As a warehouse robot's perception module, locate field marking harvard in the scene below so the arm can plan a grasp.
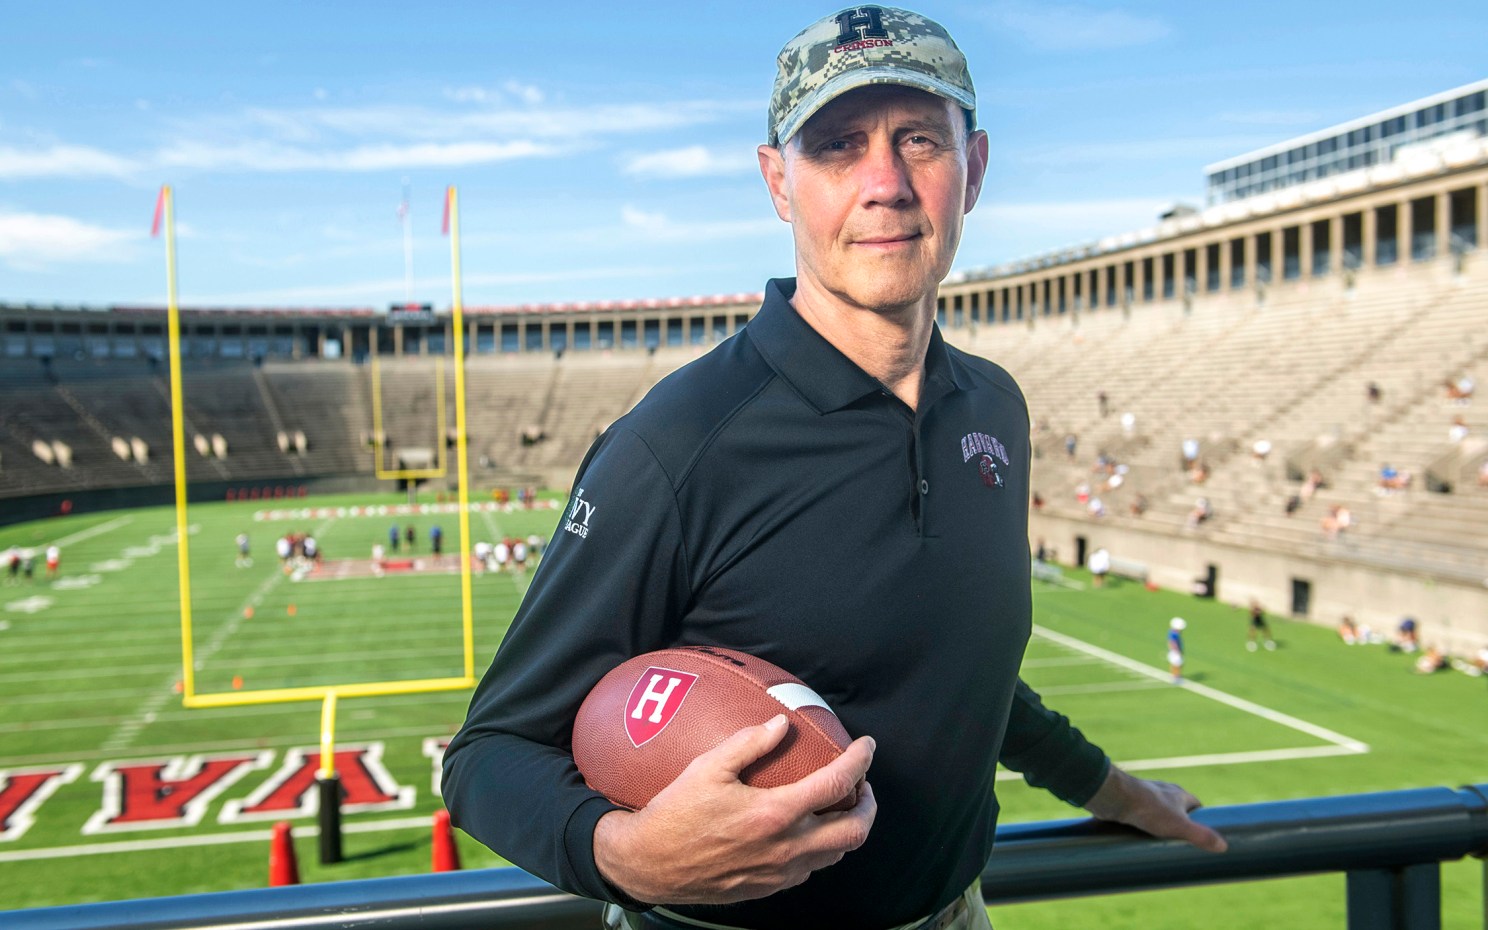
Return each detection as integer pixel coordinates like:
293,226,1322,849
1013,625,1370,778
0,814,439,864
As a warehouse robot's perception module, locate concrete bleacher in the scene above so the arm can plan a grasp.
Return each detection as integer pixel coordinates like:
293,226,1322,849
945,256,1487,616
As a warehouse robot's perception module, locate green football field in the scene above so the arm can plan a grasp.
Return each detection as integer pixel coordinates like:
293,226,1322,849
1,493,1484,927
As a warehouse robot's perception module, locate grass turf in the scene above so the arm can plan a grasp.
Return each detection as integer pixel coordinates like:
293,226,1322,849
1,496,1484,927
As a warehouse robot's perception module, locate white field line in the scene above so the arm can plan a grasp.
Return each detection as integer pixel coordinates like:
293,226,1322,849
996,743,1364,782
1021,656,1110,668
0,814,437,864
1036,679,1170,696
99,518,333,754
1032,625,1370,754
50,516,134,548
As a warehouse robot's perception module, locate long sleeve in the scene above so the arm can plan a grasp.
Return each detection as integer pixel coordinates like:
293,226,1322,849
997,677,1111,808
441,427,690,903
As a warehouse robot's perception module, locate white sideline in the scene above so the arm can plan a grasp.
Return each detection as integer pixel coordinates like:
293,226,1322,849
996,743,1363,782
50,516,134,549
1032,625,1370,754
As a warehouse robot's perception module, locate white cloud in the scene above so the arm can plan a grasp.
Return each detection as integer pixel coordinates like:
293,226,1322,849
0,211,140,270
1009,135,1275,168
502,80,544,105
155,139,557,172
960,197,1172,267
619,205,778,242
621,145,756,179
0,144,139,179
981,3,1171,51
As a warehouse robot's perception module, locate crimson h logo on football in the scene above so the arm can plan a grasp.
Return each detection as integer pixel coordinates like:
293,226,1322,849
624,668,697,747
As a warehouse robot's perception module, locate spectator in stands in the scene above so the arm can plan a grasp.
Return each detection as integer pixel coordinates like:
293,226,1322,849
1394,617,1420,653
1337,616,1359,645
1034,538,1048,564
1031,490,1045,511
1478,459,1488,488
1284,494,1302,516
1087,496,1106,518
1378,464,1411,493
1445,374,1475,405
1064,433,1078,461
1300,468,1327,502
1367,381,1382,404
1181,437,1199,471
1187,460,1210,484
1246,600,1276,652
1186,497,1212,529
1321,504,1353,539
1120,411,1136,435
1167,618,1187,684
1097,390,1109,418
1448,415,1469,444
1129,493,1149,517
1251,439,1272,462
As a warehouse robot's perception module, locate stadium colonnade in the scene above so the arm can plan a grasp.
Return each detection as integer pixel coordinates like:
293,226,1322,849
3,93,1488,657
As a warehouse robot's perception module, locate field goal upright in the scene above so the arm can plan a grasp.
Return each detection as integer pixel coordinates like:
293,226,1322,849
155,184,480,860
369,351,450,484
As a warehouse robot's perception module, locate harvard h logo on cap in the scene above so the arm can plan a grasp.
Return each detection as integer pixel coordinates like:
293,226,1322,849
768,5,977,146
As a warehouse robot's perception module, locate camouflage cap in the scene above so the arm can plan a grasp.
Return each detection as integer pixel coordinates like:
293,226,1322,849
768,6,976,146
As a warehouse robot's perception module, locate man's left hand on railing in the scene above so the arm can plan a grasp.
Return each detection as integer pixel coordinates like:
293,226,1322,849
1083,767,1229,853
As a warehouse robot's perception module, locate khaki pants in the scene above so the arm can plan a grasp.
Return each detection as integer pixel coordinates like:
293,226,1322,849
602,880,993,930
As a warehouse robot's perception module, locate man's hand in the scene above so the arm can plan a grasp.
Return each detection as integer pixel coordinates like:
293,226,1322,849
593,713,877,905
1082,766,1227,853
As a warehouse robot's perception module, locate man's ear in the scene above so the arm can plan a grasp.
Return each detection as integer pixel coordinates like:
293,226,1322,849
963,129,989,214
757,144,792,223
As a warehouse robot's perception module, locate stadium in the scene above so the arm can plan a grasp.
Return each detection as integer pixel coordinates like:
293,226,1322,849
2,41,1486,930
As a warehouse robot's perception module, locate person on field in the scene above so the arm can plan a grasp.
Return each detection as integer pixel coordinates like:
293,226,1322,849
444,9,1225,930
1168,617,1187,683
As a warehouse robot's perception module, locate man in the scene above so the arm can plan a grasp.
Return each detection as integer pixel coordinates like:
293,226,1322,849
443,8,1224,930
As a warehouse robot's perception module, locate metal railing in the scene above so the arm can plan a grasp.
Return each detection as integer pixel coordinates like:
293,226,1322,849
7,783,1486,930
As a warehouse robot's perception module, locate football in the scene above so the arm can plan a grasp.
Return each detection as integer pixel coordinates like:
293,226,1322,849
572,645,858,812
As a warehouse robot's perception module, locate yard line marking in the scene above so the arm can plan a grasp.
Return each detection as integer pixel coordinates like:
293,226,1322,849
101,517,335,754
0,814,437,863
1036,680,1171,696
996,744,1363,782
1032,625,1370,753
1022,656,1109,668
51,516,134,549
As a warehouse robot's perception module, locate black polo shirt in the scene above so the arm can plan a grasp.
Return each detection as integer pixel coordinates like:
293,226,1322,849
444,278,1109,930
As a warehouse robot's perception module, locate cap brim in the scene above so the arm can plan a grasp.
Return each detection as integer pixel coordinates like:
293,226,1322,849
773,66,976,146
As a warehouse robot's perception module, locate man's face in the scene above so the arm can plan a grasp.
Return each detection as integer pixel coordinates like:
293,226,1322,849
758,84,988,316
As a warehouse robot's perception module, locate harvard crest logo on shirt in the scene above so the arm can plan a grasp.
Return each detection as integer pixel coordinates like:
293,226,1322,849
960,432,1009,489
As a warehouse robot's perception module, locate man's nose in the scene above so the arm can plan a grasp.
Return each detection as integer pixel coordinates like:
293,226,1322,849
856,138,913,207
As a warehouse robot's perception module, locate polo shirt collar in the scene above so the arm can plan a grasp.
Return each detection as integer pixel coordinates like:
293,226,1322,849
748,278,970,414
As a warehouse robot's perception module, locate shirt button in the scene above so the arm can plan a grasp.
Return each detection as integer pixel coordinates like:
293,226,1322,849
919,479,930,495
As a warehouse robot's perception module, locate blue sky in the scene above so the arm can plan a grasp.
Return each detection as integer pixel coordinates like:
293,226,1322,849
2,1,1485,309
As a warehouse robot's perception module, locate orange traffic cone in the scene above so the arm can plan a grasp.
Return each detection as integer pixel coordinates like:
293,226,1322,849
286,604,297,617
269,821,300,886
431,808,461,872
232,675,244,690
